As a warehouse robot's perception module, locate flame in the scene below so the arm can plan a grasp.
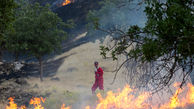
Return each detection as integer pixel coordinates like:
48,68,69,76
61,104,70,109
5,83,194,109
6,98,17,109
169,89,182,108
62,0,74,6
159,83,194,109
186,83,194,103
95,85,151,109
29,97,45,109
6,97,26,109
91,83,194,109
20,106,26,109
85,105,90,109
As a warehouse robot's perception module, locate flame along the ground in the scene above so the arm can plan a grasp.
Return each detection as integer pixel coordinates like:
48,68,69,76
5,83,194,109
62,0,74,6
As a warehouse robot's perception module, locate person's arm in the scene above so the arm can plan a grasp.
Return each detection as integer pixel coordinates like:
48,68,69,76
94,68,97,73
98,68,103,77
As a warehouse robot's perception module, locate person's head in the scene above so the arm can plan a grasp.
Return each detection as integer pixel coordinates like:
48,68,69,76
94,61,98,68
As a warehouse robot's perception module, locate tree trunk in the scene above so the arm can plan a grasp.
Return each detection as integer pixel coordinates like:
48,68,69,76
38,57,43,81
0,47,2,62
0,50,2,62
14,52,19,62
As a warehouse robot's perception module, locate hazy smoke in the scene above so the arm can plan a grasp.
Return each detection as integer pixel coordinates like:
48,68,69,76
87,0,146,40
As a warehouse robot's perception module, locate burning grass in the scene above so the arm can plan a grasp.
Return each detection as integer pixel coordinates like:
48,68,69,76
5,83,194,109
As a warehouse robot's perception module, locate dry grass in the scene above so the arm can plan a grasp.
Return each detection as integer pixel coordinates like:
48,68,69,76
2,35,127,108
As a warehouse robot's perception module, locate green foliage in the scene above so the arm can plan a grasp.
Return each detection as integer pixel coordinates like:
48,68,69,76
87,10,100,29
102,0,194,63
100,45,109,58
6,1,73,59
0,0,16,47
143,0,194,59
141,38,161,61
98,0,194,87
6,0,74,81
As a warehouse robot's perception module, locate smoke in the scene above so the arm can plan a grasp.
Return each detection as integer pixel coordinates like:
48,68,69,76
87,0,146,40
86,0,194,89
99,0,146,27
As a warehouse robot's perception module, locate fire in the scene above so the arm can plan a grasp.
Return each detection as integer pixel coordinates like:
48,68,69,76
95,85,151,109
5,97,70,109
61,104,70,109
94,83,194,109
6,98,17,109
6,97,26,109
159,83,194,109
85,105,90,109
29,97,45,109
62,0,74,6
5,83,194,109
187,83,194,103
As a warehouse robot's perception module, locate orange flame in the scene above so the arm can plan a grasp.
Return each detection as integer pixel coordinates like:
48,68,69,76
90,83,194,109
95,85,151,109
20,106,26,109
29,97,45,109
6,98,17,109
62,0,74,6
85,105,90,109
5,83,194,109
159,83,194,109
61,104,70,109
6,97,26,109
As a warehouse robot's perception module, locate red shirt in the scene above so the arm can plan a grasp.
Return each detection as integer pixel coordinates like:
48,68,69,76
95,67,103,79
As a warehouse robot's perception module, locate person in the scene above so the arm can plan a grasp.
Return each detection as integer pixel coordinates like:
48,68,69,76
91,61,104,94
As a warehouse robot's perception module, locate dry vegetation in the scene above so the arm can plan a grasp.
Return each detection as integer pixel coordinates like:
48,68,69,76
0,34,127,109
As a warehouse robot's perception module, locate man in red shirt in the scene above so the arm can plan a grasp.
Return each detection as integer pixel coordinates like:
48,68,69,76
91,61,104,94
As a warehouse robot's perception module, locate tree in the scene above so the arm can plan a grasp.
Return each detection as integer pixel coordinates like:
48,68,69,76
6,0,31,61
89,0,194,92
6,1,74,81
0,0,16,61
